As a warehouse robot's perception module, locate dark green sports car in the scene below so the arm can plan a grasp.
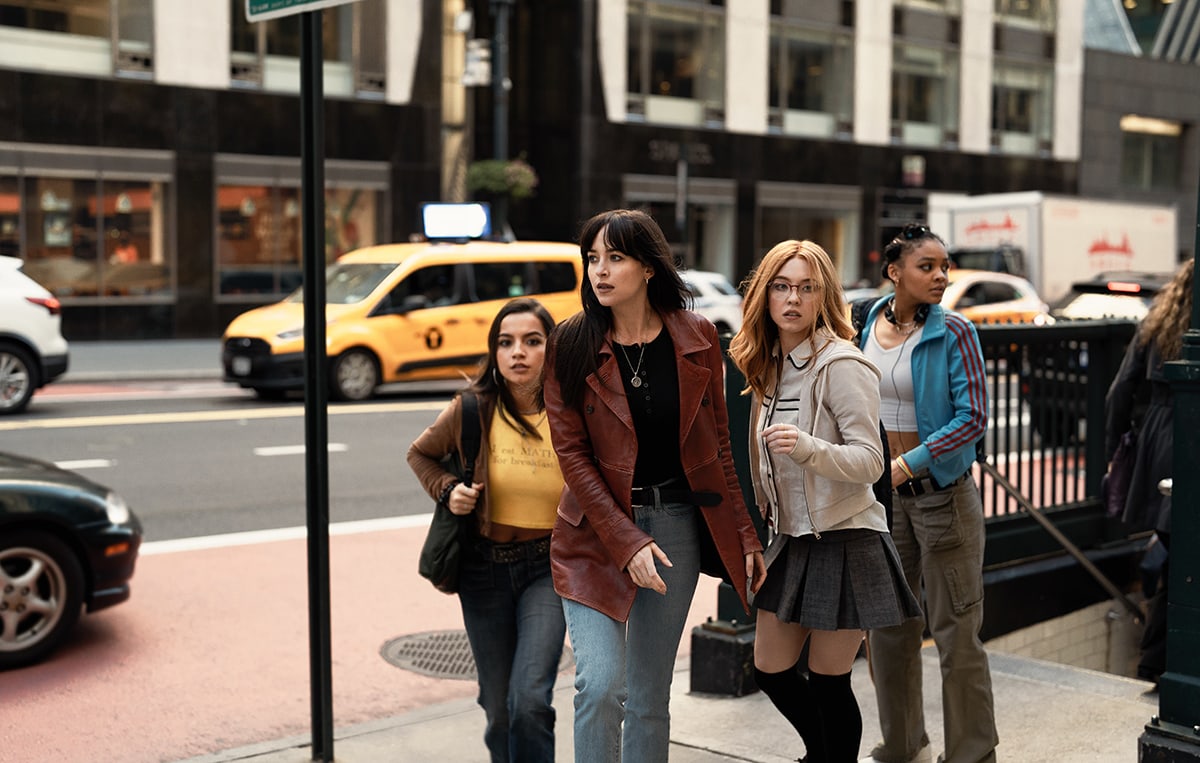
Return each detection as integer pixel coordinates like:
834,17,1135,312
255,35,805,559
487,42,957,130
0,451,142,670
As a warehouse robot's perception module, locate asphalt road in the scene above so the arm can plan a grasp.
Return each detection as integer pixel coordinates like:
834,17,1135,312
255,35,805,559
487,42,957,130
8,380,456,541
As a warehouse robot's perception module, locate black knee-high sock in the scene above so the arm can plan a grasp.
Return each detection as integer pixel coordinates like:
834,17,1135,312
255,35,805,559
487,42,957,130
754,664,826,761
808,670,861,763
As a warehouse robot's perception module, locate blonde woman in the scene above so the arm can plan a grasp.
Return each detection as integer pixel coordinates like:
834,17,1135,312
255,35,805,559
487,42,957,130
730,240,920,763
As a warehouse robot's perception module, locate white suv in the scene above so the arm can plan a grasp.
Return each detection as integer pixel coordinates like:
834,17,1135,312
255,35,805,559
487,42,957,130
682,269,744,335
0,256,70,413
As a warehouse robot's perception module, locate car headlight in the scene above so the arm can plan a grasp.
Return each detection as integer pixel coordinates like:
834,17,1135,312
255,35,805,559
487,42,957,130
105,491,131,525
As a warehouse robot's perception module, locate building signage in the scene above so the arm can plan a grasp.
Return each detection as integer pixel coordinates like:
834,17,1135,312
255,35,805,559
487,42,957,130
246,0,360,23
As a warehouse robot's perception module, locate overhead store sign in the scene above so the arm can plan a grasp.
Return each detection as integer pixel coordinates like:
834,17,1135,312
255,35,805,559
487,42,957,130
246,0,360,23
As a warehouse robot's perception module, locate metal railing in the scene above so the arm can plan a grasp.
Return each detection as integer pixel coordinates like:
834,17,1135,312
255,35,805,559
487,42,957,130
974,319,1139,566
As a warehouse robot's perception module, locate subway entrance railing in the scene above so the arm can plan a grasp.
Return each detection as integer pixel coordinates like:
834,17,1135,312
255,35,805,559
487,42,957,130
698,320,1148,694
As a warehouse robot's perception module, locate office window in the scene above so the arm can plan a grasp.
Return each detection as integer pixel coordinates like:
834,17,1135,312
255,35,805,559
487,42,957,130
0,0,152,77
995,0,1054,28
891,43,959,147
627,0,726,127
230,0,384,97
1120,116,1181,192
991,61,1052,154
769,21,853,137
215,157,388,301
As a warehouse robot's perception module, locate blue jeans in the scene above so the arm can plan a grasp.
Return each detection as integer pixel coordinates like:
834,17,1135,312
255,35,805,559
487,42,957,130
563,501,700,763
459,536,566,763
869,479,998,763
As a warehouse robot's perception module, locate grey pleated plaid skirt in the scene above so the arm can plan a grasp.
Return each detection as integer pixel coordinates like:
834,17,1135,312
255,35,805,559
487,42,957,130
752,528,922,631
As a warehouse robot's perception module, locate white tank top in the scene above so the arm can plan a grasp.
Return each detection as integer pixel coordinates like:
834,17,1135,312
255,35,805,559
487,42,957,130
863,325,923,432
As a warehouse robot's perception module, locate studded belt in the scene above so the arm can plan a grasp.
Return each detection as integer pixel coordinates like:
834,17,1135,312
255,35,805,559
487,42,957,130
477,535,551,563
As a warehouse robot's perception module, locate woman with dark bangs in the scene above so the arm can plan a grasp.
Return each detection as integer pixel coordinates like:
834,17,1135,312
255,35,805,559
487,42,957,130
544,208,766,762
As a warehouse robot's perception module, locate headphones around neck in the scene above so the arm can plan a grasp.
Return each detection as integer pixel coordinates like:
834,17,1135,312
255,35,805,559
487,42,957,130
884,298,930,326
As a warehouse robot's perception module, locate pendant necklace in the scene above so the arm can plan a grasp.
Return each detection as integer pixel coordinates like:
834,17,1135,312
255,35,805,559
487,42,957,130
618,341,647,388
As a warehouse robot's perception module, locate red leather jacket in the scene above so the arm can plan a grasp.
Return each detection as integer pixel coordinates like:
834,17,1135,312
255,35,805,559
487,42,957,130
544,309,762,622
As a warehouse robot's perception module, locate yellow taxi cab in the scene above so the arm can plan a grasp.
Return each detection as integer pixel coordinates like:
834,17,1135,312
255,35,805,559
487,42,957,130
943,268,1050,325
222,205,582,400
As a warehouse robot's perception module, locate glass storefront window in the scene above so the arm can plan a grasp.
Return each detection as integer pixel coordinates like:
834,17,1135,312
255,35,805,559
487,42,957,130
627,0,725,126
0,177,17,259
15,176,169,298
216,183,381,299
769,22,853,137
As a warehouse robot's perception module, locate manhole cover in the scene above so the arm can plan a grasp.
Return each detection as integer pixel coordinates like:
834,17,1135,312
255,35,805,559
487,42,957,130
381,629,574,681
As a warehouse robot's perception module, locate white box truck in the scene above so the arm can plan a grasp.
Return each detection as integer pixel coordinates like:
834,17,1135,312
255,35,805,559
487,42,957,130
927,191,1178,304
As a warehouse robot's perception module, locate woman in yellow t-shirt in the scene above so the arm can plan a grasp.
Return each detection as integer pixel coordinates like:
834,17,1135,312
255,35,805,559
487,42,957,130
407,297,564,762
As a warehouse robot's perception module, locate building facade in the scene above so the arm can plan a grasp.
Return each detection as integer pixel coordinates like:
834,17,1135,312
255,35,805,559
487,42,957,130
4,0,1192,340
0,0,441,340
471,0,1083,289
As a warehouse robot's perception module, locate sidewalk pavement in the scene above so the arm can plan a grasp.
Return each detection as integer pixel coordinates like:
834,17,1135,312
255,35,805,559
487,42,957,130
59,340,1162,762
182,646,1157,763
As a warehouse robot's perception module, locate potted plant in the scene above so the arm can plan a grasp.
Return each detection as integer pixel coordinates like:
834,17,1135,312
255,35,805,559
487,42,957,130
466,155,538,240
466,155,539,200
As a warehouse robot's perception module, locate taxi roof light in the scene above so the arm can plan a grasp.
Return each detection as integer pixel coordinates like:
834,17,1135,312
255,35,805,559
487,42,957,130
1105,281,1142,294
421,202,491,242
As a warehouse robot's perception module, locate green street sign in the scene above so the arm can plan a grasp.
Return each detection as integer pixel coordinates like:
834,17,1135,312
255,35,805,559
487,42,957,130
246,0,360,23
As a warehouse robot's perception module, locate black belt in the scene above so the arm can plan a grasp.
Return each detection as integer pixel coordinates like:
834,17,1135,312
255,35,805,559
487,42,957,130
476,535,551,563
895,471,970,497
630,481,721,508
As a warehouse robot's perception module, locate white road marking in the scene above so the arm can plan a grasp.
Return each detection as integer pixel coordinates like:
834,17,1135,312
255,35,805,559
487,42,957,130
139,514,434,555
53,459,116,470
253,443,350,457
0,400,446,432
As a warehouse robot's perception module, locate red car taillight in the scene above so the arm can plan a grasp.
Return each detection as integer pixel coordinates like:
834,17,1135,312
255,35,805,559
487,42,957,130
26,296,62,316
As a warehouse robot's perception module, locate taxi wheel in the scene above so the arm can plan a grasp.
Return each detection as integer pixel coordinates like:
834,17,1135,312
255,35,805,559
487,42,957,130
330,349,379,402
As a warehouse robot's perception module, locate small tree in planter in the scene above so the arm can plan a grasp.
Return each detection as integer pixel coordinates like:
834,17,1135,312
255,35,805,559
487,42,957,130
466,156,539,240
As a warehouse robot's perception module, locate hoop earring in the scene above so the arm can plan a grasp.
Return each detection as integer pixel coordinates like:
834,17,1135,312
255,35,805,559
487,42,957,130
492,367,503,385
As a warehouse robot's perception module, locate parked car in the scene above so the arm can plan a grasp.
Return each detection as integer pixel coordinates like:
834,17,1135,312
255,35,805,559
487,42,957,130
1047,271,1171,321
0,256,70,414
681,269,743,334
1021,271,1172,445
942,268,1050,325
0,452,141,669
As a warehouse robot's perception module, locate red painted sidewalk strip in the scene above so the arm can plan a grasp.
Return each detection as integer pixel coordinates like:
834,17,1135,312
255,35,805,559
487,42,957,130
0,524,720,763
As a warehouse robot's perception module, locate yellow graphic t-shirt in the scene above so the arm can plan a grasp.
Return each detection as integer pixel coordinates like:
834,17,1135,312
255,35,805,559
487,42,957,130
486,406,563,529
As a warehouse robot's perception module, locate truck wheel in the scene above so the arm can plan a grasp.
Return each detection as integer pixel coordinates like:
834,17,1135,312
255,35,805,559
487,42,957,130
0,343,38,415
330,349,379,401
0,530,85,670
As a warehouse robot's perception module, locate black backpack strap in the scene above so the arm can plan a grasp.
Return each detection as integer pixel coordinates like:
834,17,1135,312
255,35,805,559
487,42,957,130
458,391,482,484
851,297,876,345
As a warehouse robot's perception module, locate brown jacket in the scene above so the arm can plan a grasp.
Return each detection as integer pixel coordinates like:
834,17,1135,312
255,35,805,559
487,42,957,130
544,309,762,622
406,391,501,538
